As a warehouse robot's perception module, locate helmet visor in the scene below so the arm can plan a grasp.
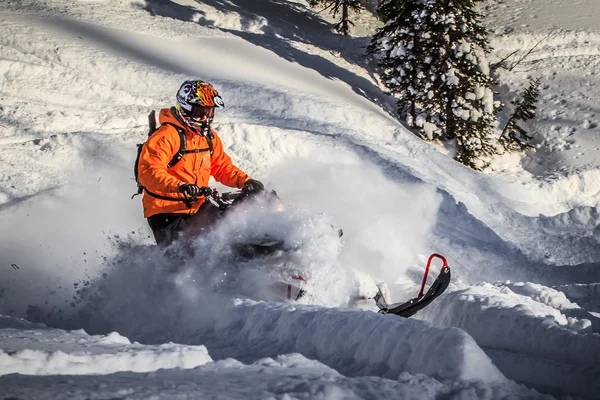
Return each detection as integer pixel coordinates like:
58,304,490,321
188,106,215,120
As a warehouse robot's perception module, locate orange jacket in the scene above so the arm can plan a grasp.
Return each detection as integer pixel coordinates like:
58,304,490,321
138,108,249,218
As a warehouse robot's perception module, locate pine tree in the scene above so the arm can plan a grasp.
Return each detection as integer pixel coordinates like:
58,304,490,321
367,0,428,127
309,0,363,36
433,0,501,169
499,77,541,151
369,0,501,170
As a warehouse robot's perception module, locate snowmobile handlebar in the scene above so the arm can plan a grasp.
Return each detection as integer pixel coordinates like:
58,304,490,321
185,187,242,208
220,190,245,202
188,187,274,209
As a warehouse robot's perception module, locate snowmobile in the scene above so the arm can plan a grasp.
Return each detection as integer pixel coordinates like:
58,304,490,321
196,187,339,257
198,188,451,318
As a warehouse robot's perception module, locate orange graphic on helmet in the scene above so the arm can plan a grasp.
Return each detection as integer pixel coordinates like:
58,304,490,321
177,80,224,110
194,81,223,107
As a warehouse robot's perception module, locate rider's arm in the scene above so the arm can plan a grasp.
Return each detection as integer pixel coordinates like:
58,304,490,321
138,126,182,193
210,130,249,188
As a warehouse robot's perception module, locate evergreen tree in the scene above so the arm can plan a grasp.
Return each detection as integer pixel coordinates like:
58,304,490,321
367,0,428,127
499,77,541,151
309,0,363,36
369,0,501,170
433,0,501,169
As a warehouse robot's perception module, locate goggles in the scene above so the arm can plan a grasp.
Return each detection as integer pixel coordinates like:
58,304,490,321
187,106,215,120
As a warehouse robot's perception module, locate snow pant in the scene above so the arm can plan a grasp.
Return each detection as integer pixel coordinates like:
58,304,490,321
146,200,222,247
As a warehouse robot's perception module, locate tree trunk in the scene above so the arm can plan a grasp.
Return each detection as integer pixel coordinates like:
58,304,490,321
500,115,515,138
445,92,455,139
342,3,349,35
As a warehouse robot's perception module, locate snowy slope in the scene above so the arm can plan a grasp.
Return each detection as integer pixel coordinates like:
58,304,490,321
1,0,599,399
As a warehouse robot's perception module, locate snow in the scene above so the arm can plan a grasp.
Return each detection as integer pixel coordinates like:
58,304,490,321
1,324,212,376
1,0,599,399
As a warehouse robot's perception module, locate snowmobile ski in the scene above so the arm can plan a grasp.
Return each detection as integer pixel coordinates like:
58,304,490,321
287,275,307,301
374,253,451,318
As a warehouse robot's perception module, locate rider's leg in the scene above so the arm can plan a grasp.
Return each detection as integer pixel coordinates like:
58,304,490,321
147,213,190,247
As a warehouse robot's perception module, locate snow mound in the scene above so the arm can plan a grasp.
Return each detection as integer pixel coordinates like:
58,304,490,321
203,299,506,384
0,315,212,376
556,282,600,312
0,353,547,400
418,283,600,398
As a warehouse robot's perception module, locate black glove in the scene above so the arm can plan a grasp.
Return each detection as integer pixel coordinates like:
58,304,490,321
242,179,264,194
179,184,212,198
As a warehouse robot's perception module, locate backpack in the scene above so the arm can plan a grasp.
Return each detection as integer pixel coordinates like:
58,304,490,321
133,109,214,205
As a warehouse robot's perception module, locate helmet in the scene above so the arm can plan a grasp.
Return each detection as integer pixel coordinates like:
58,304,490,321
175,80,224,136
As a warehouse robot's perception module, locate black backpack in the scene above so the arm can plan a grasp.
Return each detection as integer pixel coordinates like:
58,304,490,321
133,109,214,205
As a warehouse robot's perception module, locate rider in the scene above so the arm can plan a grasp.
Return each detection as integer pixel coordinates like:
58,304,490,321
137,79,264,246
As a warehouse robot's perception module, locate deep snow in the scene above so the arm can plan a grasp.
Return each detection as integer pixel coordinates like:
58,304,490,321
1,0,599,399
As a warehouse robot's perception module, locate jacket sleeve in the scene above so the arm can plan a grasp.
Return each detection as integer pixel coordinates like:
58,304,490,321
138,126,182,194
210,130,249,189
